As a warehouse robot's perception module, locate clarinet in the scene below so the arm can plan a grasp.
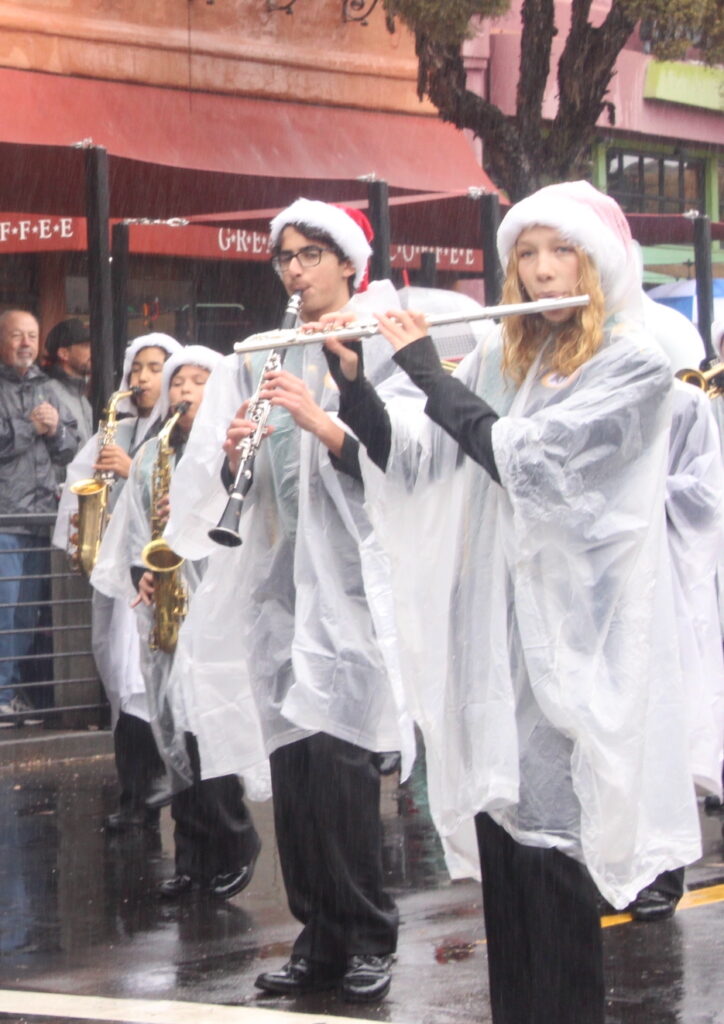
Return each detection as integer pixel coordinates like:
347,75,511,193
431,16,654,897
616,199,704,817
208,291,303,547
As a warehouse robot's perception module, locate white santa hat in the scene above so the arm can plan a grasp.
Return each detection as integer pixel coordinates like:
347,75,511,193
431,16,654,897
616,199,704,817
269,198,373,290
497,181,642,318
159,344,223,418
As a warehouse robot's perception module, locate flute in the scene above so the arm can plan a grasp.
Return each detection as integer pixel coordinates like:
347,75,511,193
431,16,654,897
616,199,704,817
232,295,590,355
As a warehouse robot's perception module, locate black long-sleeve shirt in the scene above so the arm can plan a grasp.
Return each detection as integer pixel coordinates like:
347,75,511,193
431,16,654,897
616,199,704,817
334,335,500,483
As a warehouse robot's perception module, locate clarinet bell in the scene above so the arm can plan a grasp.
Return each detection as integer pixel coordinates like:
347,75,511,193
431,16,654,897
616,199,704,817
208,493,244,547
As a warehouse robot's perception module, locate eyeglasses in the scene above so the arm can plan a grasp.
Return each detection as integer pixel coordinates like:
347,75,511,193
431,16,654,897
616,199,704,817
272,245,333,273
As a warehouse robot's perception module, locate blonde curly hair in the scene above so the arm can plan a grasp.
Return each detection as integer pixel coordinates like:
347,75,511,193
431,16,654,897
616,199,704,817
500,247,606,386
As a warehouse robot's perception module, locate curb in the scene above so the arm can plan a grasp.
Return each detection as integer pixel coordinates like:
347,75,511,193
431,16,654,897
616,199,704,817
0,728,113,768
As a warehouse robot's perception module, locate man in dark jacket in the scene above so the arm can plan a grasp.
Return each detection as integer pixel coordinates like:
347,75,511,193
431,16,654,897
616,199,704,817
43,317,93,451
0,309,79,725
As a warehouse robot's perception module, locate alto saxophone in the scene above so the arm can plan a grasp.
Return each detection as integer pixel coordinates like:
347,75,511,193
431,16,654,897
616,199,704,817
140,402,190,654
69,385,140,576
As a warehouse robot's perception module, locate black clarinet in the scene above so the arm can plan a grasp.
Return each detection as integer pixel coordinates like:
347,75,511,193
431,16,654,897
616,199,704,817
208,292,303,547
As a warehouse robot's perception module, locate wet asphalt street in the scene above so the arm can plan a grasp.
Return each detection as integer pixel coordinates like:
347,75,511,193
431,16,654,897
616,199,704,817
0,733,723,1024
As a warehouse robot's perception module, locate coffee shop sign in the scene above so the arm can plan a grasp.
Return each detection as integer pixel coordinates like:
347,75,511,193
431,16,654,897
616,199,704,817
217,228,481,272
0,216,76,247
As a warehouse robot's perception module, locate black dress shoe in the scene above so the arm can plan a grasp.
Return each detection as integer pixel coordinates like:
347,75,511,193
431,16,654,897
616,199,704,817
158,874,196,900
209,866,254,900
629,887,679,922
255,956,340,995
341,954,392,1003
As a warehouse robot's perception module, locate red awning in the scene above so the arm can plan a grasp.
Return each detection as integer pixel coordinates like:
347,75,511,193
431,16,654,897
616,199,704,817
625,213,724,245
0,67,498,217
191,195,724,251
189,190,502,248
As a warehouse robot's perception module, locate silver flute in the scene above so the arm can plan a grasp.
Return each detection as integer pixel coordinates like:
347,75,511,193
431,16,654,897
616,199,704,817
232,294,590,355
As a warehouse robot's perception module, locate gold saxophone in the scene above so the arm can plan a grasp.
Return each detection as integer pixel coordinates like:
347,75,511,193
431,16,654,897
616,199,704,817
140,402,190,654
69,386,139,576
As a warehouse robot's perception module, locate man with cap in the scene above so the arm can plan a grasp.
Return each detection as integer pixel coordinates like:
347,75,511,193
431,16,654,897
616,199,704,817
164,199,414,1004
43,317,93,450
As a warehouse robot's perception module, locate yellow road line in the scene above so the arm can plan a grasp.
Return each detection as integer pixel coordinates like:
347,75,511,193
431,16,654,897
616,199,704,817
0,989,384,1024
601,881,724,928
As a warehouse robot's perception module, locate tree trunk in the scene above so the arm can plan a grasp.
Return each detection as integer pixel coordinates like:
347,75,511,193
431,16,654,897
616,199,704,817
400,0,639,201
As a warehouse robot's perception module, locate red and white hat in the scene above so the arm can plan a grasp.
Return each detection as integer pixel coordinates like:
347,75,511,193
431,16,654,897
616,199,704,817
497,181,641,316
269,198,374,290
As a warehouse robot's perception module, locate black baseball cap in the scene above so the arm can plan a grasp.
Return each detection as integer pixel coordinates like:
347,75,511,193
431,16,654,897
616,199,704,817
45,318,91,357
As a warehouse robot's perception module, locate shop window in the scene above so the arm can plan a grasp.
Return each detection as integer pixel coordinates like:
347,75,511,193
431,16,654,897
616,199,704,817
607,148,705,215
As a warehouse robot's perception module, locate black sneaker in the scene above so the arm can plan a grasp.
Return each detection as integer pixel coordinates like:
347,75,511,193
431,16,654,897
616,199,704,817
255,955,340,996
341,954,392,1003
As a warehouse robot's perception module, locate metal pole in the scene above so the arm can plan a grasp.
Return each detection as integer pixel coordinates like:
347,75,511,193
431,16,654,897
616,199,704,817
693,214,714,362
111,222,130,384
479,193,502,306
367,179,391,282
419,251,437,287
84,147,114,425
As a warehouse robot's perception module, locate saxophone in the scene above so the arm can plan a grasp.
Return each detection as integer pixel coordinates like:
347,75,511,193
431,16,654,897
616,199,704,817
69,386,139,576
140,402,190,653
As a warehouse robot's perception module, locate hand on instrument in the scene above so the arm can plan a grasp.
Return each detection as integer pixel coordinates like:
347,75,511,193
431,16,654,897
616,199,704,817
131,570,155,608
94,444,132,479
375,309,429,352
222,402,276,475
259,370,329,436
30,402,59,436
304,312,363,384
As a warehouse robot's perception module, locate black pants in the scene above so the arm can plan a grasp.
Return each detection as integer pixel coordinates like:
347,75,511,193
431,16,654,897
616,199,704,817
475,813,605,1024
172,733,260,883
270,733,398,971
113,711,166,814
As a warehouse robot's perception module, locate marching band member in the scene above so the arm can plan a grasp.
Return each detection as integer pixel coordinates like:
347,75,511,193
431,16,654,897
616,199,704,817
164,200,415,1003
95,345,261,899
54,333,181,831
623,300,724,921
317,181,703,1023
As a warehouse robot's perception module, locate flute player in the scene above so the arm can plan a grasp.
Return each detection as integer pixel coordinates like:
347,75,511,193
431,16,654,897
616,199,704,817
301,182,706,1024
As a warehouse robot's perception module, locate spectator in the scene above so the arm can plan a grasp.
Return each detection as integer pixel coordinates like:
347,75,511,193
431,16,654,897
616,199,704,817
0,309,79,726
43,318,93,450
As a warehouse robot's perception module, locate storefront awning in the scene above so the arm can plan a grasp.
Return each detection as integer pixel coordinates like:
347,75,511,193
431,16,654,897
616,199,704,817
0,67,499,217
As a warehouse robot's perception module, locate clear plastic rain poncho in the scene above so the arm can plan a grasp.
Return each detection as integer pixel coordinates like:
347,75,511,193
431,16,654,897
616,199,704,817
163,281,417,784
92,346,232,791
54,333,182,725
354,185,703,909
666,381,724,795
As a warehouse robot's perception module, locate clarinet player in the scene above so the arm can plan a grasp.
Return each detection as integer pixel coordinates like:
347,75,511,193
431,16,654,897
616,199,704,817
164,200,414,1004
